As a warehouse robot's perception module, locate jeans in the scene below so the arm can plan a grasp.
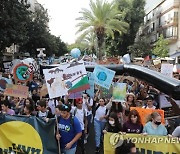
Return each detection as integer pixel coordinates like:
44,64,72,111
61,146,77,154
87,114,92,131
94,119,106,147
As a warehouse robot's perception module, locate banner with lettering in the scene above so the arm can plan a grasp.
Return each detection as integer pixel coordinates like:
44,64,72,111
0,114,58,154
4,84,29,99
130,107,165,126
104,133,180,154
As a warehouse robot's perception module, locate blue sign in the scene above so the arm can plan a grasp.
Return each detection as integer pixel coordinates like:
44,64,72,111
93,65,115,89
86,72,95,98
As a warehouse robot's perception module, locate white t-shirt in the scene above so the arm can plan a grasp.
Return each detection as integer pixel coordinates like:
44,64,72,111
48,99,58,115
94,106,106,122
82,98,93,116
71,106,87,130
38,111,48,118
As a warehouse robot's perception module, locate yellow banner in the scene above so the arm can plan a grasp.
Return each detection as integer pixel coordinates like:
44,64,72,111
104,133,180,154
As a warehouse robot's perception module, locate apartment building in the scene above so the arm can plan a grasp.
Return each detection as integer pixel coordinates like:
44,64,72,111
140,0,180,56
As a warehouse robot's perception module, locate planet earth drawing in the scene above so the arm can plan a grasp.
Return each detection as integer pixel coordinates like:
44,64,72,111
97,72,107,81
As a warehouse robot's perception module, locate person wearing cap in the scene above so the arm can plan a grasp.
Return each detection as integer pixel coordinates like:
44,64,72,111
142,96,156,109
71,98,88,154
56,103,82,154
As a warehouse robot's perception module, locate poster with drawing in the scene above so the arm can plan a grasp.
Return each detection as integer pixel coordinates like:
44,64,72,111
62,61,89,94
93,65,115,89
112,83,126,102
43,60,89,99
43,66,67,99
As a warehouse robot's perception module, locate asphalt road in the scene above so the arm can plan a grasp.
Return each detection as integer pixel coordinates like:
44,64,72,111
85,122,104,154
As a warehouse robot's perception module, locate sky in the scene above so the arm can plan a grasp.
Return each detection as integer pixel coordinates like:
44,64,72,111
37,0,91,44
37,0,113,44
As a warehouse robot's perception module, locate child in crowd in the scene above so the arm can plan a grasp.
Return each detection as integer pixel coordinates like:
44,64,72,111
103,112,122,134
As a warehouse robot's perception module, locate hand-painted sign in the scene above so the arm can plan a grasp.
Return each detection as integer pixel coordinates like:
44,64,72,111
112,83,126,102
43,60,89,99
4,84,29,99
13,63,33,82
93,65,115,89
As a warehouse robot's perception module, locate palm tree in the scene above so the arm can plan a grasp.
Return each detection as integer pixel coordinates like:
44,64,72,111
76,0,129,60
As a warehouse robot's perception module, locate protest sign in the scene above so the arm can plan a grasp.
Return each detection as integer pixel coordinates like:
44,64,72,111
4,84,29,99
0,77,12,91
86,72,95,98
112,83,126,102
68,92,83,99
43,60,89,99
13,63,33,82
130,107,165,126
43,66,67,99
0,114,58,154
93,65,115,89
104,133,180,154
161,63,173,77
100,85,113,99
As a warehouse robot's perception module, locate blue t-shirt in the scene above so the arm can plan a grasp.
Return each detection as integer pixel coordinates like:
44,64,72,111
143,121,167,136
58,116,82,149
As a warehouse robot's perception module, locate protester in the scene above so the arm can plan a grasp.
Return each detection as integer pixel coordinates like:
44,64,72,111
1,100,15,115
23,104,34,116
71,98,88,154
143,112,167,136
56,104,82,154
94,98,107,153
123,109,143,133
142,96,156,109
103,112,122,133
36,98,54,122
109,101,124,125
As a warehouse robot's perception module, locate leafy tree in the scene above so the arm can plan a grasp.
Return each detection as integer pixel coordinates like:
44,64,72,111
152,34,169,57
106,0,145,56
76,0,128,60
0,0,31,51
128,36,152,57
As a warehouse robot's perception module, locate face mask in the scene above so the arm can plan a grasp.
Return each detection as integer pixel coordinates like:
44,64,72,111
154,121,161,125
109,120,115,125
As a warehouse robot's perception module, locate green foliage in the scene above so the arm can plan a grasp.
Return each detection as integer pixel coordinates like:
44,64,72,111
106,0,145,56
76,0,128,59
0,0,31,51
0,0,67,57
152,34,169,58
128,36,152,57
